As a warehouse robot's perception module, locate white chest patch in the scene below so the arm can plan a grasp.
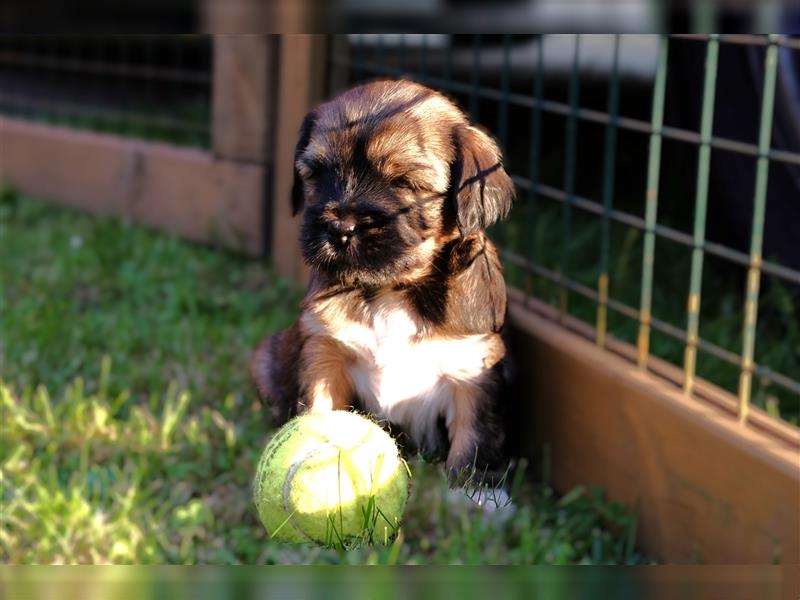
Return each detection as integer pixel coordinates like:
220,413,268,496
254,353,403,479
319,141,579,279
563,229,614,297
304,299,501,449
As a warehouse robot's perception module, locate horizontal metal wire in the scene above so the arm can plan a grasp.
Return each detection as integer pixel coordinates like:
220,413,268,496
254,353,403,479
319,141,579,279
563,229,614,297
0,92,208,133
509,175,800,287
502,248,800,397
0,50,211,85
672,33,800,50
331,56,800,168
0,34,207,43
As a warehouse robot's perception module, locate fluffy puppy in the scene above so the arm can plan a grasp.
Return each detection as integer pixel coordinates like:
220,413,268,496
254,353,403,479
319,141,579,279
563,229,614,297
251,79,515,484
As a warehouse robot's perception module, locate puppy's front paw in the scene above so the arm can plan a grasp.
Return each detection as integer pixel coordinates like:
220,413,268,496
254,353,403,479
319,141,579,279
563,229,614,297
446,445,511,491
445,450,483,488
443,485,518,525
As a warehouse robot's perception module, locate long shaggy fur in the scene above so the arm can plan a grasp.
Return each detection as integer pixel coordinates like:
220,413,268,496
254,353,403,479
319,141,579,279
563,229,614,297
251,80,516,484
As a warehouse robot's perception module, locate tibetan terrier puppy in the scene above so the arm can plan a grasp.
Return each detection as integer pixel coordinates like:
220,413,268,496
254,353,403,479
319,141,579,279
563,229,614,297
251,79,516,487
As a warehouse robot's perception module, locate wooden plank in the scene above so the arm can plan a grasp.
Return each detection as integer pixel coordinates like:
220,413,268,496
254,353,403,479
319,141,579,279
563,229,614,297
199,0,308,33
515,289,800,449
211,35,275,163
0,117,264,255
270,34,328,283
507,288,800,564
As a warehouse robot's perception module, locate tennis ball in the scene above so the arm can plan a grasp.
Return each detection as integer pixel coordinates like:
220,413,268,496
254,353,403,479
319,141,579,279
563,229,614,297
252,410,410,546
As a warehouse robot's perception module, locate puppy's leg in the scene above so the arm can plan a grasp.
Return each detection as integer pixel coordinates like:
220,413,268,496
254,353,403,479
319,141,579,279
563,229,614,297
298,336,354,413
445,382,480,483
445,380,507,488
250,324,304,427
445,379,514,518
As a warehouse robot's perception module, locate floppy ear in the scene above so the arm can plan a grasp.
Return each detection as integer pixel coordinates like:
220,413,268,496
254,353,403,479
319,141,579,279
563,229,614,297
449,125,515,235
291,111,317,217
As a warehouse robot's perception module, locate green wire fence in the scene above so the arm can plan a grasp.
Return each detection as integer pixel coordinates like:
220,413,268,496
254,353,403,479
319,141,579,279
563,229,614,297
2,35,797,427
0,36,212,147
683,34,718,396
332,33,800,427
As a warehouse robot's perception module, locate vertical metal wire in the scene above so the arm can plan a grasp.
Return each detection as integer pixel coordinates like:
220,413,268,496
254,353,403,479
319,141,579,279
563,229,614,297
376,33,385,70
420,34,428,77
145,37,157,138
596,34,621,348
354,34,364,81
172,35,183,142
398,34,407,77
16,36,28,121
92,37,104,131
83,38,96,128
637,34,669,369
444,35,454,82
495,34,512,248
525,35,545,300
63,37,75,127
497,34,512,149
738,35,780,423
691,0,717,33
25,36,39,122
683,35,720,394
470,34,482,120
558,35,581,322
118,35,131,135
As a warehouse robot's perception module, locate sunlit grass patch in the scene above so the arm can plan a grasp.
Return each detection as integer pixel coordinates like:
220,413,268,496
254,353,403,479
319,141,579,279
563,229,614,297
1,365,256,563
1,367,649,565
1,192,651,564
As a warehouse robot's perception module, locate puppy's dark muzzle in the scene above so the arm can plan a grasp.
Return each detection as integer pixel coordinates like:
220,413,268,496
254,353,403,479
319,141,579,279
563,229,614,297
327,217,357,247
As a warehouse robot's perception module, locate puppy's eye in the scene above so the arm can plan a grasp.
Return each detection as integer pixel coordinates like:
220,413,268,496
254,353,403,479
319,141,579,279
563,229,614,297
298,159,327,179
392,175,416,190
360,210,390,229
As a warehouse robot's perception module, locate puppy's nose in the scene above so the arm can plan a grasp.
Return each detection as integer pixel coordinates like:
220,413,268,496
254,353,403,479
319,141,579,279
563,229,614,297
328,217,357,245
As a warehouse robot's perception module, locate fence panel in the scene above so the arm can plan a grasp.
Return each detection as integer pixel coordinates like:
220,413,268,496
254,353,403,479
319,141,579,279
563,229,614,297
327,33,800,563
0,35,270,255
329,33,800,428
0,35,212,147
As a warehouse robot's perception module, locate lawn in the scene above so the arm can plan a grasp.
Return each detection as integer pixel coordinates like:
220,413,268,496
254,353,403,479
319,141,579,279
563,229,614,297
0,191,648,565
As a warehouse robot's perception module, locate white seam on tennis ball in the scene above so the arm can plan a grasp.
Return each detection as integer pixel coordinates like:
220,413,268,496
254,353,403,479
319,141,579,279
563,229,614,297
281,444,335,542
279,432,378,542
253,419,302,505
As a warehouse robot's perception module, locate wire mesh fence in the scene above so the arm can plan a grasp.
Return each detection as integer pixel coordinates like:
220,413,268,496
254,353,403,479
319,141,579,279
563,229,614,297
331,34,800,426
0,35,212,147
1,34,797,426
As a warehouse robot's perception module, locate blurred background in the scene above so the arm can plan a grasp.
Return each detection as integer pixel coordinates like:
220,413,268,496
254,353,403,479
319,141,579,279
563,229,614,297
1,29,798,566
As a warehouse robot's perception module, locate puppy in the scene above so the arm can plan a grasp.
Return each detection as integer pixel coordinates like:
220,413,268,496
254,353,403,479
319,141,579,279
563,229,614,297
251,79,515,486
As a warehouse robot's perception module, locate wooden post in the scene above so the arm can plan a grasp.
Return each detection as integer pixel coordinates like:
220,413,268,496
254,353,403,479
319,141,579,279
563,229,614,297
270,34,328,282
211,35,276,164
209,35,277,256
199,0,312,33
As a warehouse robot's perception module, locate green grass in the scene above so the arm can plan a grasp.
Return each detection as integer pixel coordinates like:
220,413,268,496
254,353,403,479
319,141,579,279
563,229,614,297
0,192,650,564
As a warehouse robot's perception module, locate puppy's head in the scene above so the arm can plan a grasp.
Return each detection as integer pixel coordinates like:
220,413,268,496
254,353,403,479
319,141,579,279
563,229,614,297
292,80,514,286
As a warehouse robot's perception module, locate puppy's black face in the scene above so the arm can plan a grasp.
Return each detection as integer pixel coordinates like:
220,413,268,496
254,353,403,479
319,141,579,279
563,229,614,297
297,140,437,286
292,80,515,287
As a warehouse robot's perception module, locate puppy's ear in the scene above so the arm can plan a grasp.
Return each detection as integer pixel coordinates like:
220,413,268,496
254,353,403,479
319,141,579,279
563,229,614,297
449,125,515,235
291,111,317,216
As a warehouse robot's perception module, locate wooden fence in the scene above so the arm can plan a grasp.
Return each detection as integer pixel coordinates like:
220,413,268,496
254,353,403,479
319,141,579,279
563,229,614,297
0,35,326,264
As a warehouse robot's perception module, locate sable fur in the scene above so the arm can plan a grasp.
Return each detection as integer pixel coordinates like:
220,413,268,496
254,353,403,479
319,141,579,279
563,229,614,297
251,79,515,484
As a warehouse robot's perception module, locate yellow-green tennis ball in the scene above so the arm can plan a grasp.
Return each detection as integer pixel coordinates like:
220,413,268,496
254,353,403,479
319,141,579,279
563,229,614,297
253,411,410,546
